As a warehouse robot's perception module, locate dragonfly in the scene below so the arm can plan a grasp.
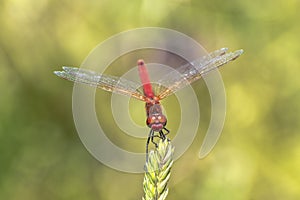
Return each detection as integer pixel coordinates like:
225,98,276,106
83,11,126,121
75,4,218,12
54,47,243,159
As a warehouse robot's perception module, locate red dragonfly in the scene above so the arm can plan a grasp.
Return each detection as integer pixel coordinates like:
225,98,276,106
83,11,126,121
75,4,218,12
54,48,243,158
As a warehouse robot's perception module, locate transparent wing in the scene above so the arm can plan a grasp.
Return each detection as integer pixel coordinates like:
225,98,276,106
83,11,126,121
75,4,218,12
54,67,147,102
156,48,243,99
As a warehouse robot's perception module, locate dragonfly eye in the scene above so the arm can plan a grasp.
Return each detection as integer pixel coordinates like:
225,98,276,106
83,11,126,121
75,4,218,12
158,116,162,120
151,116,156,120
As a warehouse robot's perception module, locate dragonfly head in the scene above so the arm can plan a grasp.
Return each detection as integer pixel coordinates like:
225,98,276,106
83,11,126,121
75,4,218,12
146,114,167,132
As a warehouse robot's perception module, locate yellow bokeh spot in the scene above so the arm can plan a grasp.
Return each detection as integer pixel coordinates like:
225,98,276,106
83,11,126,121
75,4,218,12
228,84,258,127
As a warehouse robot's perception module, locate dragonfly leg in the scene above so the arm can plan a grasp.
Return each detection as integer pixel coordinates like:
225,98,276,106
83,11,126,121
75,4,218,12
162,127,171,141
151,134,159,148
146,129,154,161
159,130,166,140
163,127,170,136
146,128,170,162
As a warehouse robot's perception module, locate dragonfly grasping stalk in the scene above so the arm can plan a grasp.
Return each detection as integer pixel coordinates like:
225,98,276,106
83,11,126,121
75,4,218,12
54,48,243,160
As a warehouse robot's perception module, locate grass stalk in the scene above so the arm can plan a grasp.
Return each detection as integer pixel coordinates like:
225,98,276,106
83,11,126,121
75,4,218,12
142,139,174,200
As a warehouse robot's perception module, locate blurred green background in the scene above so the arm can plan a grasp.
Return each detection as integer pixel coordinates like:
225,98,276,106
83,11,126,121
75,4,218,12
1,0,299,199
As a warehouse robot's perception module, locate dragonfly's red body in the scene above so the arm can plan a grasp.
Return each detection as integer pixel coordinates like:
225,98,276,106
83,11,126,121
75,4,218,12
54,47,243,159
137,60,167,132
137,59,154,99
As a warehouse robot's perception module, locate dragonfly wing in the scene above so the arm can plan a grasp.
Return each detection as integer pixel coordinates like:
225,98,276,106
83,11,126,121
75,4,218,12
156,48,243,99
54,67,147,102
191,48,243,75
